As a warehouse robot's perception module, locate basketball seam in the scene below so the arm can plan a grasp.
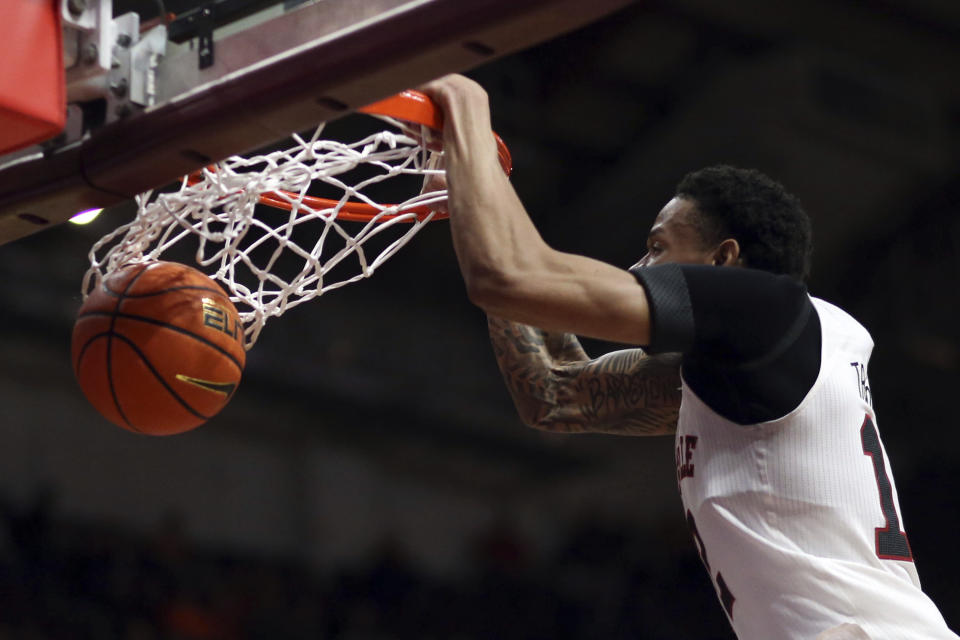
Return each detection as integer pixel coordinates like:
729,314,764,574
110,333,213,423
109,264,151,432
101,284,231,300
73,331,106,379
81,311,245,373
74,331,146,434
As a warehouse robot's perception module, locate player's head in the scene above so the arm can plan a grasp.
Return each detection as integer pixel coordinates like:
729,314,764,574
634,165,813,282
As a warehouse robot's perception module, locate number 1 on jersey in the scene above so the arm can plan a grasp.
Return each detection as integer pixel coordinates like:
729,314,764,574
687,510,736,620
860,415,913,561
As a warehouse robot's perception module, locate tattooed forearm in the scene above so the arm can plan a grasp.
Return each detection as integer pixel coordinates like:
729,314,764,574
495,321,544,356
487,315,681,436
565,350,681,435
543,329,589,364
487,316,566,425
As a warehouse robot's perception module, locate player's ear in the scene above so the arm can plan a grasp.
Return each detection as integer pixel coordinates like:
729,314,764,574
712,238,741,267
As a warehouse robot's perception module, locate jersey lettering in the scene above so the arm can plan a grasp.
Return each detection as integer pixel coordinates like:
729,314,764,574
676,435,697,485
860,414,913,561
850,361,872,406
687,509,735,621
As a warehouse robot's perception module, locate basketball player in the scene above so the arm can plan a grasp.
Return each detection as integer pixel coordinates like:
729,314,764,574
420,74,958,639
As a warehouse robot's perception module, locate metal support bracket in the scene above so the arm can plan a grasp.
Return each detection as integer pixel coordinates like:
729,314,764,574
196,4,216,69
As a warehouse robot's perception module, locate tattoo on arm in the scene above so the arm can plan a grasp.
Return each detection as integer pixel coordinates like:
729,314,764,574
487,315,681,436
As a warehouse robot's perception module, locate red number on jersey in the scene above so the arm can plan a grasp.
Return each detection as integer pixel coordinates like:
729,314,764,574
687,509,736,620
860,415,913,561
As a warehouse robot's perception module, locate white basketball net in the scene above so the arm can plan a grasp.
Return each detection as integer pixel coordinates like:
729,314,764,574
82,119,446,349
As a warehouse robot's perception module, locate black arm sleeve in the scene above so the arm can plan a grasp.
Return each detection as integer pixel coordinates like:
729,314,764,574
630,264,821,424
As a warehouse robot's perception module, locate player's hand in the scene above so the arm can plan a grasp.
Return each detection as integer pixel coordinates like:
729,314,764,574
419,74,490,124
418,75,498,166
420,154,448,215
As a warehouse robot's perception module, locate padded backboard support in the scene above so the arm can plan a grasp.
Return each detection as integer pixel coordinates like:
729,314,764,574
0,0,635,245
0,0,65,156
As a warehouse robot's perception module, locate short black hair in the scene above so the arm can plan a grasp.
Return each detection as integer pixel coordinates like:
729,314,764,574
675,165,813,282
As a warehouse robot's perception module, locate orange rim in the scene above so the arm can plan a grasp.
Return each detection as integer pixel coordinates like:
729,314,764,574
188,90,512,223
359,90,513,177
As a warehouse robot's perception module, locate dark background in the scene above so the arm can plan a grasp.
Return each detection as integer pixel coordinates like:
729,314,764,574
0,0,958,637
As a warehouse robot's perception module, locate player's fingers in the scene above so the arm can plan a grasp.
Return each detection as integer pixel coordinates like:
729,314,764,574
418,74,489,118
418,73,476,100
414,146,447,212
422,171,447,193
417,77,453,114
418,75,497,168
394,121,442,152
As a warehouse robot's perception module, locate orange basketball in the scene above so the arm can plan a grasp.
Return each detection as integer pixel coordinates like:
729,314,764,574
72,261,246,436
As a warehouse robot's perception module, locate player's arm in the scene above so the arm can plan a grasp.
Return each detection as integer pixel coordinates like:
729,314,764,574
422,75,814,426
488,316,681,435
420,75,653,346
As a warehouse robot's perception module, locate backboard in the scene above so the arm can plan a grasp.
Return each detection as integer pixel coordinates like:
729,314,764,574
0,0,635,245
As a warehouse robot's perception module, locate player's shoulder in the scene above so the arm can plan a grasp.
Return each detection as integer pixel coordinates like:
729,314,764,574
810,296,874,350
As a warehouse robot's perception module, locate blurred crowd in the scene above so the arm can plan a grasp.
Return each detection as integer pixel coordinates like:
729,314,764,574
0,487,730,640
0,471,956,640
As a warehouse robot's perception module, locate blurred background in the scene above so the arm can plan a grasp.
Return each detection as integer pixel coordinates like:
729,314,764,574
0,0,959,637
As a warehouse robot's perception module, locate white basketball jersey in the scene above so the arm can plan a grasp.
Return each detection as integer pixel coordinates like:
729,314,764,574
675,297,957,640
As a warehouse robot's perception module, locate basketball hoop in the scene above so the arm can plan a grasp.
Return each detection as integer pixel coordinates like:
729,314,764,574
82,90,512,349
